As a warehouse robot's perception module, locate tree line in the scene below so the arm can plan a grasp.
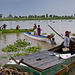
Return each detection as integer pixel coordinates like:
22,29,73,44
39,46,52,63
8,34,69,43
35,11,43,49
0,13,75,19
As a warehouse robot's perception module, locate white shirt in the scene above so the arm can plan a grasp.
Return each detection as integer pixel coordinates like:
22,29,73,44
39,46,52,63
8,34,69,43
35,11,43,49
64,36,75,47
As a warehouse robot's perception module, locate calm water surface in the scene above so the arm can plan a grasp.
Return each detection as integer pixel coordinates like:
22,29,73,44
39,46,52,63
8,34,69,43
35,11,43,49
0,20,75,65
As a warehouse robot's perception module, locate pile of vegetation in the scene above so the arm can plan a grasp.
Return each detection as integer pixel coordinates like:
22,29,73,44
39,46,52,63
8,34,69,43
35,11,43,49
2,39,42,58
1,28,34,33
71,33,75,36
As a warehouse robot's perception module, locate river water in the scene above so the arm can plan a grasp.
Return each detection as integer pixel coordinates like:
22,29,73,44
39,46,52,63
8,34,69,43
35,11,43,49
0,20,75,65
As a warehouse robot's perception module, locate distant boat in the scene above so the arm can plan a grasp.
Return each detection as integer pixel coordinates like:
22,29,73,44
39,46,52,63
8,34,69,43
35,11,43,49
24,32,48,41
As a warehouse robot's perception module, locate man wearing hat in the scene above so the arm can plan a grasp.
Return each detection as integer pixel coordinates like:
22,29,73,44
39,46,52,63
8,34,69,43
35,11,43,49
63,31,75,53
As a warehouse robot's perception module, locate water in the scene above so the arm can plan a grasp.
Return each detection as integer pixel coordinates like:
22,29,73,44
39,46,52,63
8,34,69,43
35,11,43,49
0,20,75,65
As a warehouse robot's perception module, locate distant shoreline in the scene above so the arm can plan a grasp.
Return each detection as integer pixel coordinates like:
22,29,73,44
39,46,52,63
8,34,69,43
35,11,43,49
0,18,75,21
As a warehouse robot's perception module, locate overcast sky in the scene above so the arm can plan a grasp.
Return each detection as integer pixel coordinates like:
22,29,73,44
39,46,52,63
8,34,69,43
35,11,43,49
0,0,75,17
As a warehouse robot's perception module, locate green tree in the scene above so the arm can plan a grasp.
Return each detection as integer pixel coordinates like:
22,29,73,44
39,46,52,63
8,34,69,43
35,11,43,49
74,14,75,17
14,16,18,18
49,15,52,17
41,15,45,18
8,14,13,18
46,14,48,18
0,14,2,18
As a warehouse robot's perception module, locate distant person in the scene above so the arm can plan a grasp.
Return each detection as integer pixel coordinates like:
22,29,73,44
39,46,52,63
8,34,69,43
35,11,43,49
16,25,20,30
33,24,37,29
33,24,37,33
37,25,42,36
2,24,7,30
27,28,29,32
50,37,56,45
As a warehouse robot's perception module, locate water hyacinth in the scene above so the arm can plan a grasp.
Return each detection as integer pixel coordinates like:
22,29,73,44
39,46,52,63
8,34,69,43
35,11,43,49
22,46,42,54
2,44,20,52
2,39,42,57
14,39,30,47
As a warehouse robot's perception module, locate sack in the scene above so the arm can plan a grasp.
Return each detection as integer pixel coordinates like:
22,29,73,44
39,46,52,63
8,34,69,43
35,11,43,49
31,32,34,35
62,48,69,52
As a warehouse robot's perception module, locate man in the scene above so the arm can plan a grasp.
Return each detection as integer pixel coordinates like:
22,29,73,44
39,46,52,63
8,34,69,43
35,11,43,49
3,24,7,30
63,31,75,53
37,25,42,36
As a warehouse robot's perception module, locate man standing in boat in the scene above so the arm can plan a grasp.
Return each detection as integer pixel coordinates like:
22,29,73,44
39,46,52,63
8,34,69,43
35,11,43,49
63,31,75,54
37,25,42,36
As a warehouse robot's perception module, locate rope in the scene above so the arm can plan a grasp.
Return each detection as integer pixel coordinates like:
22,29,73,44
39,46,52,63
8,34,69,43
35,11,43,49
62,64,69,71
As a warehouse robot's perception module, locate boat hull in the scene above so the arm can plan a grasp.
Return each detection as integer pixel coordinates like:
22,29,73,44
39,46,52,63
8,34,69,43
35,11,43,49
24,32,48,41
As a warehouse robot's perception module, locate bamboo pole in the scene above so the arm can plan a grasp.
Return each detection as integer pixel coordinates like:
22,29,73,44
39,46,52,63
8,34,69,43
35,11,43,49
48,25,64,39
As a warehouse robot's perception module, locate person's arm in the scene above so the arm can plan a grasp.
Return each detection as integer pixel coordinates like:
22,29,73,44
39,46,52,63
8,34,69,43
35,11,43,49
70,38,75,42
50,39,52,42
64,37,68,47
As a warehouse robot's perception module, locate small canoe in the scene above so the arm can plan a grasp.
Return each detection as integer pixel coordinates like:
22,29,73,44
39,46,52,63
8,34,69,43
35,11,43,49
24,32,48,41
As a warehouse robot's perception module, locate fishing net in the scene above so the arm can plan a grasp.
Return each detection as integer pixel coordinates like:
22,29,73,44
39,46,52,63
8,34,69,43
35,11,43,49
0,64,34,75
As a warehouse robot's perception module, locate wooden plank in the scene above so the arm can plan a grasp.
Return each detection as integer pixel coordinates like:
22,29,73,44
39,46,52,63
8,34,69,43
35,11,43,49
35,59,64,70
14,50,65,70
26,56,58,66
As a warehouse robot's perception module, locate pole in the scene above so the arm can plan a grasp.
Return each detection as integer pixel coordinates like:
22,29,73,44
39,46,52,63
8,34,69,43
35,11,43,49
48,25,64,39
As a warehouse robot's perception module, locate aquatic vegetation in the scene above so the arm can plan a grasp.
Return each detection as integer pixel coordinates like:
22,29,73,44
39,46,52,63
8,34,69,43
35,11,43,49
9,46,42,57
52,21,55,23
2,28,34,33
42,33,47,35
50,33,55,35
22,46,41,54
2,45,20,52
14,39,30,47
22,46,42,54
2,39,42,58
71,33,75,36
2,39,30,52
13,52,25,57
1,56,7,59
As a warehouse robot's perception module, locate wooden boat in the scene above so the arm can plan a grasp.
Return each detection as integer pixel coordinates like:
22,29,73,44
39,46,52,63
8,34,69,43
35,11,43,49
2,41,75,75
24,32,48,41
1,38,75,75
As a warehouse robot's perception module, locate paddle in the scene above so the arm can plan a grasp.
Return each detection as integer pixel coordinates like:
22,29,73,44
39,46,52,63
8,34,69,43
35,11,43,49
48,25,64,39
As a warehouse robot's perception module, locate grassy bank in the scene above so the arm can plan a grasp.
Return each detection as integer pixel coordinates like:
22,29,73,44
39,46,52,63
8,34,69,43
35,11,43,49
0,28,34,33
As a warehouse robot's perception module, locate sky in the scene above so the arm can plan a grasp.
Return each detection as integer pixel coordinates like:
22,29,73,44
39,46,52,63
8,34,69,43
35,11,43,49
0,0,75,17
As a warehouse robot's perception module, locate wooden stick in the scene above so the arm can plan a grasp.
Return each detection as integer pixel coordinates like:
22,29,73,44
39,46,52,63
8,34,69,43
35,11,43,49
25,72,28,75
48,25,64,39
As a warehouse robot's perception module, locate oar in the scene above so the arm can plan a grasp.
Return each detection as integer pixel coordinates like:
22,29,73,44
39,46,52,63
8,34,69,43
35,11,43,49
48,25,64,39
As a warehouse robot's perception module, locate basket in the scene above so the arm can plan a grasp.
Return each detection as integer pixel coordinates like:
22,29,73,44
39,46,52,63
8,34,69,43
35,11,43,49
62,48,69,52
